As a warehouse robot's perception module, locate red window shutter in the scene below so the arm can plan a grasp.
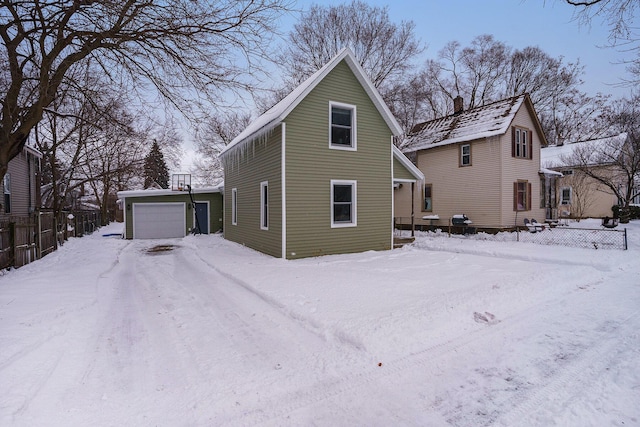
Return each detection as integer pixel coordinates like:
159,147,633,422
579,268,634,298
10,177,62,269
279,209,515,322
513,182,518,211
512,127,516,157
527,182,532,210
529,133,533,159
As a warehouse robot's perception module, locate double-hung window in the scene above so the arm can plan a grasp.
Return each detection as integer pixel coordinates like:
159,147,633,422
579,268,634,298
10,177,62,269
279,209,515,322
512,127,532,159
3,174,10,214
260,181,268,230
560,187,572,205
331,180,357,227
231,188,238,225
330,102,356,150
513,180,531,211
460,144,471,166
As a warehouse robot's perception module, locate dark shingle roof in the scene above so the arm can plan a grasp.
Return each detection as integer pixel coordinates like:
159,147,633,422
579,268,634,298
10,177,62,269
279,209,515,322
401,94,527,153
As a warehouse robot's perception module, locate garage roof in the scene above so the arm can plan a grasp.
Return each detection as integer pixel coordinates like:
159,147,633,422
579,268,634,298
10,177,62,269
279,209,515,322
117,186,221,199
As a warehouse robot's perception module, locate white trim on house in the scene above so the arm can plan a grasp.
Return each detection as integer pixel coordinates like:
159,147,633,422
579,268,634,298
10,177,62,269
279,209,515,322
392,145,424,182
329,101,357,151
560,187,572,205
260,181,269,230
281,122,287,258
390,139,395,249
117,187,221,199
220,47,403,158
231,188,238,226
330,179,357,228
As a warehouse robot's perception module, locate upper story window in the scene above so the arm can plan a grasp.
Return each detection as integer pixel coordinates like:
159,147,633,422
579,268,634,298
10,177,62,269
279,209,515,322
460,144,471,166
512,126,532,159
330,102,356,150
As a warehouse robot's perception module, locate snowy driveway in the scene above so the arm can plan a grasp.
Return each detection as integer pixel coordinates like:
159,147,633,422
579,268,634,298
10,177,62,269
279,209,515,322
1,221,639,426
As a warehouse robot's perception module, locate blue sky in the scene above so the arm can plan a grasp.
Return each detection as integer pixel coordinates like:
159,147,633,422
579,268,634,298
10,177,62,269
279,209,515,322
282,0,632,98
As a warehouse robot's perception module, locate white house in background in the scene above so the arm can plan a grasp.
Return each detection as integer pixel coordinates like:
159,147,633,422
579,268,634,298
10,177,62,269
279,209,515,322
541,133,631,219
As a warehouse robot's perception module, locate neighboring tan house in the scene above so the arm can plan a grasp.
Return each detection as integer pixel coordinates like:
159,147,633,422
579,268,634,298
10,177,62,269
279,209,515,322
541,133,631,219
399,94,548,229
220,48,422,259
1,145,42,219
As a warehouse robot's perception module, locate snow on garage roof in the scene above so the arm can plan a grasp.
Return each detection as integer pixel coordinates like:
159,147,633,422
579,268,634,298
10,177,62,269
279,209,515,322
117,186,222,199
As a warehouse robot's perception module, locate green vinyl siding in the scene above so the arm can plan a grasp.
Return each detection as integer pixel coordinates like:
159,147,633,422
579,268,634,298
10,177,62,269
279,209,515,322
122,192,222,239
393,156,417,181
284,60,393,259
223,126,283,257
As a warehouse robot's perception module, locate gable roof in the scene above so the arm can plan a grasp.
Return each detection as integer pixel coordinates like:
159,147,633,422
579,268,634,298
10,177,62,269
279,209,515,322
540,133,628,168
393,145,424,181
400,94,547,153
220,47,403,157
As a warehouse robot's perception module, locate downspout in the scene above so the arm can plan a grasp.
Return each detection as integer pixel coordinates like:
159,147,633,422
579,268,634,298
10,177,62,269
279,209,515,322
281,122,287,259
411,182,415,237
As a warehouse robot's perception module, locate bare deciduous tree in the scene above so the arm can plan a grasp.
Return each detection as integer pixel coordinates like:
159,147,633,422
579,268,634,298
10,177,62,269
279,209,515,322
564,0,639,84
278,0,422,89
192,111,252,186
561,96,640,222
0,0,291,183
414,35,603,145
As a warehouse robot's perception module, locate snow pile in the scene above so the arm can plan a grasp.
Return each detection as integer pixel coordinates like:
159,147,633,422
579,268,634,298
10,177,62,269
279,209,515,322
1,220,639,426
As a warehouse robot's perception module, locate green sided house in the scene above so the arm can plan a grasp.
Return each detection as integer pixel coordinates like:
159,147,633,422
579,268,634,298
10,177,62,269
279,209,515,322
117,188,223,239
220,48,422,259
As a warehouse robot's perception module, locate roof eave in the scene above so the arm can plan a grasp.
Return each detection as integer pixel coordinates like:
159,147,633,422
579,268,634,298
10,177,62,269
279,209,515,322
222,48,403,157
393,145,424,180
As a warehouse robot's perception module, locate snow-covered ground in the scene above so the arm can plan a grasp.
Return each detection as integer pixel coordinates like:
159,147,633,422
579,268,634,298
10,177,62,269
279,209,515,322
1,219,639,426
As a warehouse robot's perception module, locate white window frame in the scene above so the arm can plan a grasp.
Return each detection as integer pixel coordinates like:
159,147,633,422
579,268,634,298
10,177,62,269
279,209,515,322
260,181,268,230
560,187,572,205
231,188,238,225
329,101,357,151
330,180,357,228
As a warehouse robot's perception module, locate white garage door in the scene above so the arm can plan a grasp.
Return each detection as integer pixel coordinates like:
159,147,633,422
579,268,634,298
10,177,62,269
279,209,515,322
133,203,186,239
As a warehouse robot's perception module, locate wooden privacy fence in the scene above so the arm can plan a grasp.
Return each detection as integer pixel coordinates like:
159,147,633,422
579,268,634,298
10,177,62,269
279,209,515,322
0,210,102,270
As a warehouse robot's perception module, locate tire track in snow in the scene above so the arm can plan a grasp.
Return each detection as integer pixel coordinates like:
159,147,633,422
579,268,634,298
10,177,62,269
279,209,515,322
0,241,132,375
189,246,367,352
490,310,640,427
202,258,609,425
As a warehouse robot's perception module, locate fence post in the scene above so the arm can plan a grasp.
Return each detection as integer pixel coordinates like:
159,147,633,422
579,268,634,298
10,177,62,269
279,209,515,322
624,228,628,250
37,211,43,259
9,222,15,268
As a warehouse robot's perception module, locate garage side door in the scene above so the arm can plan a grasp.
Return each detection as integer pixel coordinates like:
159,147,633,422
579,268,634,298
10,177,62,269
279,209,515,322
133,203,186,239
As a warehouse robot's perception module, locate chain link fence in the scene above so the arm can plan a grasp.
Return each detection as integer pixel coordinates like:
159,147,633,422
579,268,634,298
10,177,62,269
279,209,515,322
394,218,628,251
516,226,628,250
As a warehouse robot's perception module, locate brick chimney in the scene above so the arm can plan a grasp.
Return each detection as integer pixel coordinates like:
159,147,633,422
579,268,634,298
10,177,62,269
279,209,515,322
453,96,464,114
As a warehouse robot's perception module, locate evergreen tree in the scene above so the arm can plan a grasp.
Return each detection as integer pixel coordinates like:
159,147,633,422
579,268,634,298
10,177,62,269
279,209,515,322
144,141,170,189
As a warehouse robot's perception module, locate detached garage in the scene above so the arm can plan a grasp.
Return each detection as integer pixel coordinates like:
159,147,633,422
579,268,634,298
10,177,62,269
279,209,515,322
117,187,223,239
